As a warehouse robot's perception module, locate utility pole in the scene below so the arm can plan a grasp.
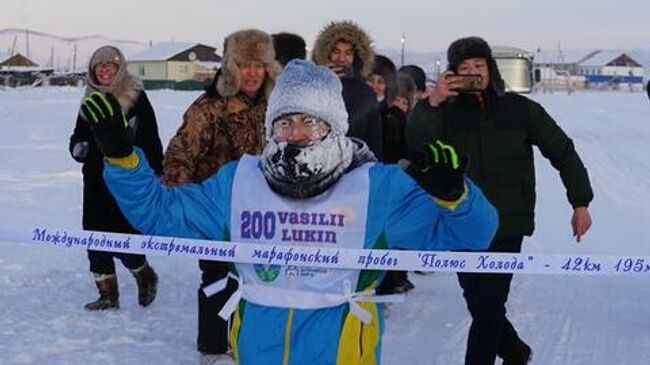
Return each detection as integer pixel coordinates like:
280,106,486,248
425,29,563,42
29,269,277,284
400,32,406,67
11,35,17,56
25,29,30,58
72,44,77,73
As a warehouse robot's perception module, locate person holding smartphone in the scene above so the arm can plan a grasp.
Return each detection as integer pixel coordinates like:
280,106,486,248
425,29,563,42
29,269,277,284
312,20,383,160
406,36,594,365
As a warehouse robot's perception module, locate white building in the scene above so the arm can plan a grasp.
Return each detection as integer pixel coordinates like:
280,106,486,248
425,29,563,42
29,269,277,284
127,42,221,85
577,51,644,90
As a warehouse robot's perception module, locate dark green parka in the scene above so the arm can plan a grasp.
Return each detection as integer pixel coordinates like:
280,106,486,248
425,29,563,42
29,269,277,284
406,92,593,240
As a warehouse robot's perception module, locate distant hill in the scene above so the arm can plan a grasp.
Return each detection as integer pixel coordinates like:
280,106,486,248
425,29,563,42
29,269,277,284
0,28,147,72
2,28,648,79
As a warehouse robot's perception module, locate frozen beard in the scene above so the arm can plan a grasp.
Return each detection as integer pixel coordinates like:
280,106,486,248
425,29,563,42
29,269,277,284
262,132,354,199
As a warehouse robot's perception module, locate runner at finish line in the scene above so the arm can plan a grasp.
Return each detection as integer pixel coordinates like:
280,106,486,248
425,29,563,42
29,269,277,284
81,59,498,365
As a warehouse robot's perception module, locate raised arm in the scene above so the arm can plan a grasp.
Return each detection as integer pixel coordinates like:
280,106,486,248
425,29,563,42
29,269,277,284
81,91,231,240
377,141,497,251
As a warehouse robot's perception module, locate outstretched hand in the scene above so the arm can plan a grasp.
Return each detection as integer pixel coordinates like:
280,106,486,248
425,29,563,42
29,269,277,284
81,92,133,158
406,140,469,201
571,207,592,242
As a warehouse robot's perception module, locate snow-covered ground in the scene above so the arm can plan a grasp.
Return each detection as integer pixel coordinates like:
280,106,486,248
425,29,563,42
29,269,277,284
0,87,648,364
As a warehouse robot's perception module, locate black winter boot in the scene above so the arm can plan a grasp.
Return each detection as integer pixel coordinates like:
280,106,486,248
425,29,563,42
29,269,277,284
85,273,120,310
131,262,158,307
502,339,532,365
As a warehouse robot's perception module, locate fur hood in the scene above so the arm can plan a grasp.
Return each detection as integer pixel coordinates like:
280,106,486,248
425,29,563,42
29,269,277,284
85,45,142,112
216,29,282,99
312,20,374,77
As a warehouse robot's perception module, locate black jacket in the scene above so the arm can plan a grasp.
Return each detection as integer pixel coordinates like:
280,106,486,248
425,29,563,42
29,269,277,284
69,90,164,232
381,105,409,164
407,91,593,239
341,76,383,160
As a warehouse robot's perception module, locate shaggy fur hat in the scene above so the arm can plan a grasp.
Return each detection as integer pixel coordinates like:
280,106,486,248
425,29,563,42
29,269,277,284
272,32,307,67
447,36,505,96
265,59,348,138
370,54,397,105
216,29,282,98
398,64,427,92
312,20,374,77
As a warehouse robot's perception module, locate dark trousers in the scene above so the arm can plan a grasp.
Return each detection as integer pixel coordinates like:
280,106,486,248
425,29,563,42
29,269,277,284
197,260,238,355
376,270,409,294
457,236,525,365
88,249,146,275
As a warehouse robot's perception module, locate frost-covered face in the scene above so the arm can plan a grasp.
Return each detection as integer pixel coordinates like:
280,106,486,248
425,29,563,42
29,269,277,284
273,113,331,146
263,113,350,186
94,63,118,86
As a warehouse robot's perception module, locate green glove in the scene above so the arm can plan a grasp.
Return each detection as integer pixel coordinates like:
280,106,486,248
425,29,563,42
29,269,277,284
81,92,133,158
406,140,469,201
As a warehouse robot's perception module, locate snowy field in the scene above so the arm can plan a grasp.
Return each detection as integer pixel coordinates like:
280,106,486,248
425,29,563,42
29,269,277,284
0,87,649,364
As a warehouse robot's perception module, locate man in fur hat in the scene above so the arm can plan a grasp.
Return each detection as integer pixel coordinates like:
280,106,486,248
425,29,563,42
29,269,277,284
407,36,594,365
312,20,383,160
69,45,163,311
81,58,498,365
161,29,281,365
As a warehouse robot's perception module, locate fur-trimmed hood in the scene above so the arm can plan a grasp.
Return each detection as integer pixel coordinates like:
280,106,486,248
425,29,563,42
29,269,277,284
85,45,142,112
312,20,374,78
216,29,282,99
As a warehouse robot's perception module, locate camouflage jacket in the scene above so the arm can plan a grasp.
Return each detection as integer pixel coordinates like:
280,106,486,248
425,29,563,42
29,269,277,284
162,92,267,186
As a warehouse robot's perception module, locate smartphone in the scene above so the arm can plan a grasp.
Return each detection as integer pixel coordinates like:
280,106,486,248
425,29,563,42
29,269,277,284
449,74,483,92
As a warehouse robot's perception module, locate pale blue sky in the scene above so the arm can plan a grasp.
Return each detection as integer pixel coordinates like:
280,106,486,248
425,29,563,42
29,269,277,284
2,0,648,52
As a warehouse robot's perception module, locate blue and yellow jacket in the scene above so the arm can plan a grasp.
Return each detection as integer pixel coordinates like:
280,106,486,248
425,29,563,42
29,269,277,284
103,148,498,365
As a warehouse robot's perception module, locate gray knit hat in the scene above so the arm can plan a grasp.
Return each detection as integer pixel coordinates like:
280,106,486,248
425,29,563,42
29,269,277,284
265,59,348,138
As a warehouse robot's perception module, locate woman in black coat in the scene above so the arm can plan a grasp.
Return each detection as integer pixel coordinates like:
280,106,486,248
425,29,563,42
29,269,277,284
69,45,163,310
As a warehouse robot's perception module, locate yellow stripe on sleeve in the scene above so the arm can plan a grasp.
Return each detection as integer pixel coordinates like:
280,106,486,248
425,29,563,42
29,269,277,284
433,184,469,211
105,152,140,169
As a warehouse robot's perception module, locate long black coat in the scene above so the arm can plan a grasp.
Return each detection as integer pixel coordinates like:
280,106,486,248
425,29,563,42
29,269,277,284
381,105,409,164
341,76,383,160
69,90,164,232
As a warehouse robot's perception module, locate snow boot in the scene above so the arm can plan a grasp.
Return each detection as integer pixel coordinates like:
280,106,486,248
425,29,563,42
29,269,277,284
199,353,235,365
502,339,532,365
392,271,415,293
85,273,120,310
131,262,158,307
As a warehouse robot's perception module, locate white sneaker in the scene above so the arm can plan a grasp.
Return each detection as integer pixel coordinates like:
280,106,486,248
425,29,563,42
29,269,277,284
199,353,235,365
